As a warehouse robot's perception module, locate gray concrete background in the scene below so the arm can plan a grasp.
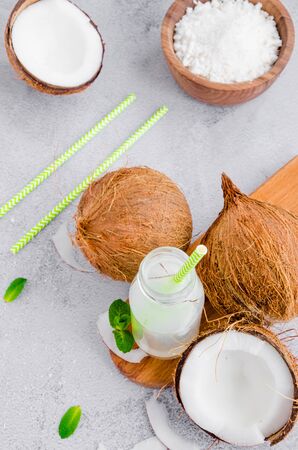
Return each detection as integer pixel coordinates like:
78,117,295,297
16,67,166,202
0,0,297,449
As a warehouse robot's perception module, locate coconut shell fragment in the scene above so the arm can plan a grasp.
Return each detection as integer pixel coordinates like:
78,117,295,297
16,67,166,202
197,174,298,323
75,167,192,282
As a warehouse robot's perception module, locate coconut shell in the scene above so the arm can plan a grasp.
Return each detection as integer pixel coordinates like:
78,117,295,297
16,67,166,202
197,174,298,323
75,167,193,282
175,324,298,446
5,0,104,95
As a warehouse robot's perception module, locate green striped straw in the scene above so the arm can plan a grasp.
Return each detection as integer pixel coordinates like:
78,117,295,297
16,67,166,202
173,245,208,284
0,94,136,218
11,106,168,254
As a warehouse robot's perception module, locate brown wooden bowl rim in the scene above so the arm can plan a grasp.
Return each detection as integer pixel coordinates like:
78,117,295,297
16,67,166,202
5,0,105,94
161,0,295,92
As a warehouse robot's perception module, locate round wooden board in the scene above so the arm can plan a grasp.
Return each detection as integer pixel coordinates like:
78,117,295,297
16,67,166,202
110,157,298,388
110,351,179,389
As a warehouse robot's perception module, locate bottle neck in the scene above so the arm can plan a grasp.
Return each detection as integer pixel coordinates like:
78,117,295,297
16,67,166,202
138,247,197,305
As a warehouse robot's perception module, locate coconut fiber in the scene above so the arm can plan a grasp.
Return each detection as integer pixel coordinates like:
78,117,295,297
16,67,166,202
75,167,192,282
198,174,298,323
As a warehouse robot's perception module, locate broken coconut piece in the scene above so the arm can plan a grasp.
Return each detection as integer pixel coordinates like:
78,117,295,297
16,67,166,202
5,0,104,94
52,222,94,272
132,436,166,450
97,311,147,364
175,327,297,446
146,397,201,450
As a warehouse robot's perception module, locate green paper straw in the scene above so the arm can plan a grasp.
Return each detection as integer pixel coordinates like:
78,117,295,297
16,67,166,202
173,245,208,284
11,106,168,254
0,94,136,218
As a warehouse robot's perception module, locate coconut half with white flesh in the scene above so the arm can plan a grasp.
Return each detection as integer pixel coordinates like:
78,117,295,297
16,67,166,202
5,0,104,94
175,326,297,446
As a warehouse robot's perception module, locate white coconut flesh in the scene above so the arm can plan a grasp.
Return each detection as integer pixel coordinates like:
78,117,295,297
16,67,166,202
11,0,103,88
146,397,201,450
132,436,166,450
178,330,294,446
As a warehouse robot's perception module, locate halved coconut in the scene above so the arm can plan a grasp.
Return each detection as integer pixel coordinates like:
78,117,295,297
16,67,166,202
175,326,297,446
5,0,104,94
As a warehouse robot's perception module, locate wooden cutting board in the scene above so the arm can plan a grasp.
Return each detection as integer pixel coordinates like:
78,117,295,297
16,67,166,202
110,156,298,388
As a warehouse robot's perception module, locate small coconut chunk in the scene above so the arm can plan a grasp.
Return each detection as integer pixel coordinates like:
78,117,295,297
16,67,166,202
52,222,93,272
146,397,201,450
178,330,294,446
132,436,166,450
11,0,103,88
97,311,147,364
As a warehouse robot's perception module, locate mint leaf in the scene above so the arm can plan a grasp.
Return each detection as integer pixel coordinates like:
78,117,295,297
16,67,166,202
114,313,131,331
4,278,27,302
58,406,82,439
113,330,135,353
109,299,131,330
109,300,134,353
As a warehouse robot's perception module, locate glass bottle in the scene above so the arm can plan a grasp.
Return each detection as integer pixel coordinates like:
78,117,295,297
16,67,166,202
129,247,205,359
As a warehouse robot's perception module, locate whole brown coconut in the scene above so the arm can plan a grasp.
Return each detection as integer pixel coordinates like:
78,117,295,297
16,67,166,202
197,174,298,323
175,323,298,446
75,167,192,282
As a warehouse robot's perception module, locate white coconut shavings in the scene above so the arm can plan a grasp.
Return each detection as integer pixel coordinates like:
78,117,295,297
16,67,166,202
174,0,282,83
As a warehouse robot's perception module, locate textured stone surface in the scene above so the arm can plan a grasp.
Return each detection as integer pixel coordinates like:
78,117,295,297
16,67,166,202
0,0,297,449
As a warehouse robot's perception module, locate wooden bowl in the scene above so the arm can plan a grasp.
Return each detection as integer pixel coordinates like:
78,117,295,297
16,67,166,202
161,0,295,105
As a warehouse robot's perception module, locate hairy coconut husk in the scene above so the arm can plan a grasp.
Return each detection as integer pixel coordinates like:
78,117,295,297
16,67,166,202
197,174,298,323
175,323,298,446
75,167,192,282
5,0,104,95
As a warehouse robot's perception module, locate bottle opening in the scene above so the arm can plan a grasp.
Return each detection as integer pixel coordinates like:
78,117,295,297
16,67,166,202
139,247,197,304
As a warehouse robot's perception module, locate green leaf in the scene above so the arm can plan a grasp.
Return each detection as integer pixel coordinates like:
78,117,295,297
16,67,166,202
4,278,27,302
113,330,135,353
109,299,131,330
58,406,82,439
109,300,134,353
114,313,131,331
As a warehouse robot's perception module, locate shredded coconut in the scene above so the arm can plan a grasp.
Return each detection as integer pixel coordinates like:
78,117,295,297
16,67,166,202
173,0,282,83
